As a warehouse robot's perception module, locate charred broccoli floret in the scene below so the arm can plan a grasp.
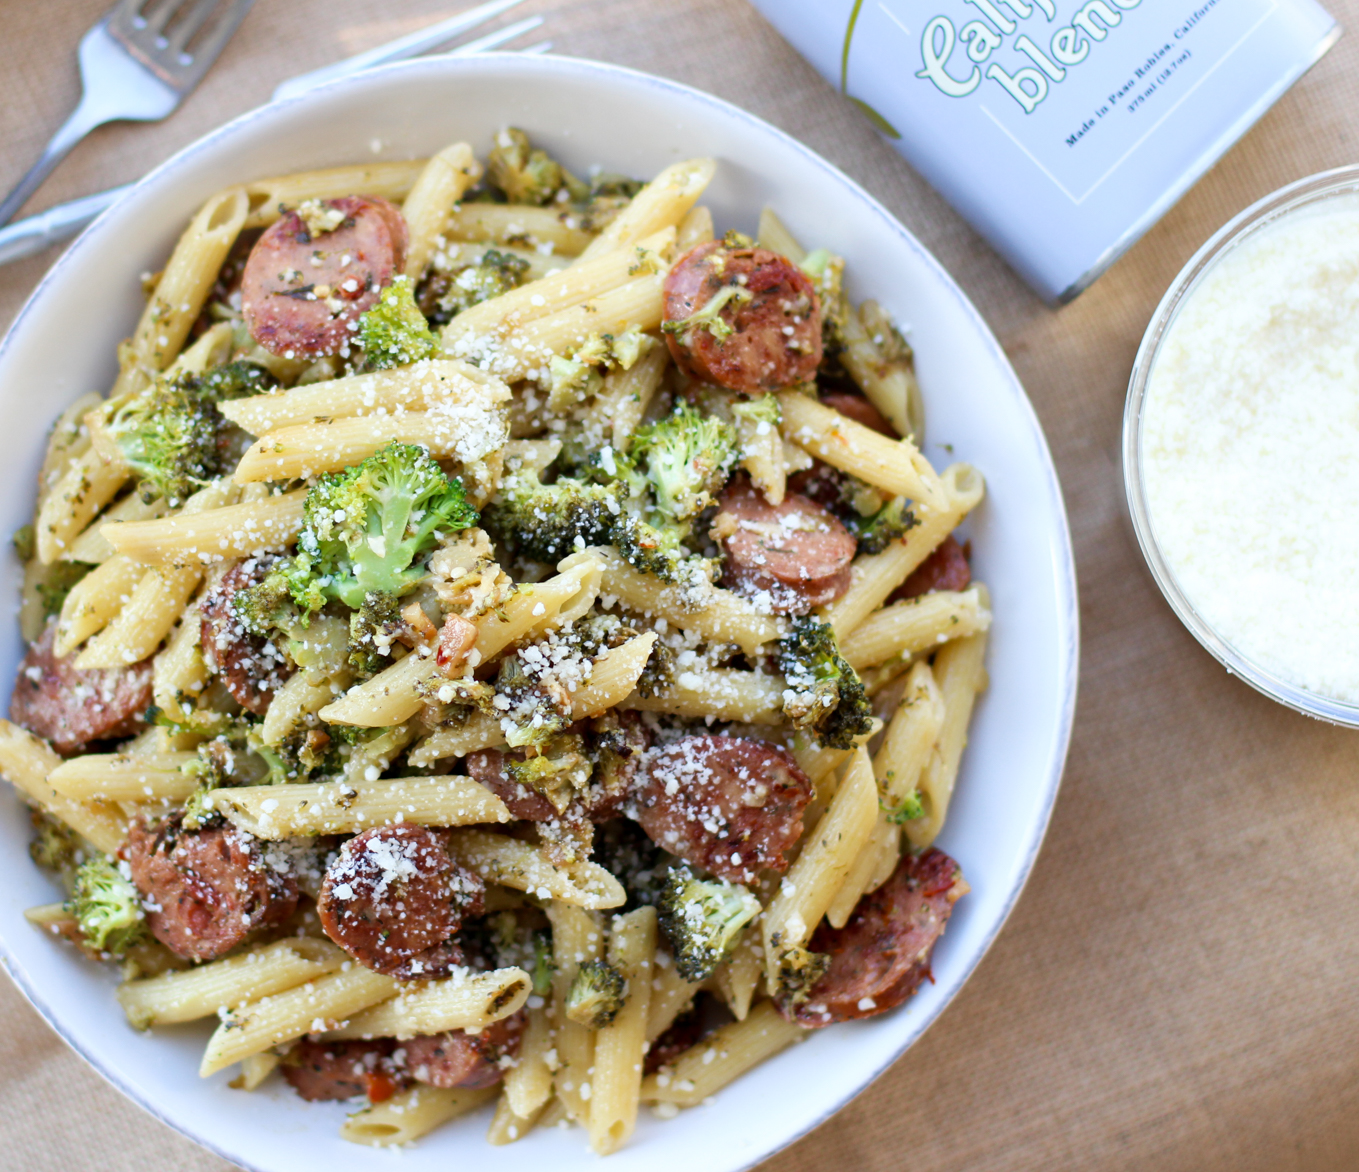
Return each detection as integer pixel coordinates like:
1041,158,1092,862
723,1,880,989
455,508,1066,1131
357,276,441,369
845,495,917,556
657,865,761,982
66,854,147,955
100,361,274,506
481,468,622,564
772,943,830,1010
778,616,874,750
487,127,589,205
424,249,532,325
565,958,626,1028
347,591,405,676
277,442,479,613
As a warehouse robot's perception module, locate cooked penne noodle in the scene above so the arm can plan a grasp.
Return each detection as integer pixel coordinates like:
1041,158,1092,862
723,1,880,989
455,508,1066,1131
64,493,167,565
548,902,604,1124
487,1094,544,1146
403,143,483,280
757,207,805,262
131,187,249,372
906,607,989,849
624,668,784,723
445,202,597,255
839,587,992,671
570,633,658,719
37,392,101,511
589,906,657,1155
0,720,127,853
447,830,626,909
442,227,674,348
46,751,198,803
823,463,985,640
37,447,130,565
841,297,923,444
327,967,530,1039
872,660,944,812
151,601,209,723
762,747,878,987
103,490,306,565
241,160,428,228
645,957,702,1042
74,564,203,669
55,554,143,656
220,358,507,435
200,966,400,1075
825,812,899,929
577,158,715,261
591,546,779,657
259,669,342,746
207,775,510,839
117,937,347,1029
600,343,668,448
713,926,763,1022
406,711,504,768
232,410,507,483
342,1084,499,1147
640,1001,806,1106
778,390,945,510
230,1051,281,1092
503,1002,555,1119
675,203,715,251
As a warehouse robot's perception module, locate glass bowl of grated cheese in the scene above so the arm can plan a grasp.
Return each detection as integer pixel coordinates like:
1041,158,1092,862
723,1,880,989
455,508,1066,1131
1125,164,1359,725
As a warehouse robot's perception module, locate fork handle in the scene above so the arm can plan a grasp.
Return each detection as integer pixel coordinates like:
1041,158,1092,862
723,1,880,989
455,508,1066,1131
0,99,110,228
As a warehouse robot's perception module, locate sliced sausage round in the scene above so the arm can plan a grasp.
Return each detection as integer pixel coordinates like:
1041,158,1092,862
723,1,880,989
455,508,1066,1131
663,241,822,393
200,558,293,716
465,749,559,821
783,847,967,1028
716,479,856,614
282,1039,405,1102
635,735,812,883
890,534,971,602
405,1012,524,1089
318,824,485,979
10,619,153,755
121,813,300,962
241,195,408,358
820,391,896,438
644,1004,705,1073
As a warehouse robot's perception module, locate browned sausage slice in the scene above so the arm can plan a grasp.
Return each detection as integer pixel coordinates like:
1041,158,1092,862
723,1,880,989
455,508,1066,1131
663,242,822,393
317,824,485,979
820,391,896,438
634,735,812,883
405,1013,524,1089
784,847,967,1028
282,1039,405,1102
890,534,971,602
240,195,407,358
10,620,153,755
200,558,294,717
121,813,300,962
465,749,559,821
716,479,856,614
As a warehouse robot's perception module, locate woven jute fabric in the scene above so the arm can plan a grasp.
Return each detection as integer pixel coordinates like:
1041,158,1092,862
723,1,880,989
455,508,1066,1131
3,1,1359,1169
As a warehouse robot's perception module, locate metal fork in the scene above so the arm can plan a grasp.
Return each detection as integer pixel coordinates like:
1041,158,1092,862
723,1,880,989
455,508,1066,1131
0,0,255,227
0,0,549,264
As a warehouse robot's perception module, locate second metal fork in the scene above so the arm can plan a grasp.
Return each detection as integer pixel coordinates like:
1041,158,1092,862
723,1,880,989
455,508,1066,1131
0,0,255,226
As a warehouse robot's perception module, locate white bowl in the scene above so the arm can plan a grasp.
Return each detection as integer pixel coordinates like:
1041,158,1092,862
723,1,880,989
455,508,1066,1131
0,54,1078,1172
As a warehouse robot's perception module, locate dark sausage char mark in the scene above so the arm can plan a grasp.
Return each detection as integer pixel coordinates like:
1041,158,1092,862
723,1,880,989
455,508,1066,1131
282,1039,407,1102
121,812,300,962
200,557,294,716
317,824,485,979
241,195,408,358
716,479,856,615
663,241,822,393
10,619,153,755
405,1011,525,1089
785,847,967,1028
890,535,971,603
634,735,812,883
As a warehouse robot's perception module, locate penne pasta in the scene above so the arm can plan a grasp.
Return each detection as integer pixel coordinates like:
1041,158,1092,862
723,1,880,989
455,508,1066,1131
326,967,530,1039
872,660,945,813
54,554,144,656
103,490,307,565
46,751,198,803
548,902,604,1124
599,343,668,448
36,447,130,565
839,586,992,671
624,668,785,723
241,160,428,228
645,956,702,1042
589,906,657,1155
447,830,626,910
402,142,483,280
444,202,596,255
64,492,167,565
0,720,127,854
342,1084,498,1147
503,1002,555,1119
577,158,715,261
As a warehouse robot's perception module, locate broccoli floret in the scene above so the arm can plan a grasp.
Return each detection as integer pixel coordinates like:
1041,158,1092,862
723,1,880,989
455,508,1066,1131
530,930,555,996
730,392,781,432
358,276,441,370
772,943,830,1010
504,731,591,811
661,284,754,348
233,564,310,639
799,249,848,348
481,468,622,564
102,362,274,506
13,523,35,562
883,789,925,824
487,127,589,205
66,854,147,955
348,591,405,676
565,958,626,1028
845,495,917,556
657,865,761,982
424,249,532,325
29,808,82,881
628,401,737,523
778,616,874,750
36,560,93,618
285,442,478,611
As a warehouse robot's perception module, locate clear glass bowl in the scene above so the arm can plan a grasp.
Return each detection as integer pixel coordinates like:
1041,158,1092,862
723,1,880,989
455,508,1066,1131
1123,164,1359,726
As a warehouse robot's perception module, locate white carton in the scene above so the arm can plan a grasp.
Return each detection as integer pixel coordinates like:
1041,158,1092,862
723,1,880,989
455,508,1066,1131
750,0,1339,302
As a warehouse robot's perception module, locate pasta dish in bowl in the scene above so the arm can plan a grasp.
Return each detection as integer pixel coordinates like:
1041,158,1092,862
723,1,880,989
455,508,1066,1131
0,54,1076,1172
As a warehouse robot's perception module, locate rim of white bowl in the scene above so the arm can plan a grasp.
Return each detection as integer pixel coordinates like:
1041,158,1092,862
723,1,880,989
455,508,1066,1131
1123,163,1359,727
0,51,1080,1172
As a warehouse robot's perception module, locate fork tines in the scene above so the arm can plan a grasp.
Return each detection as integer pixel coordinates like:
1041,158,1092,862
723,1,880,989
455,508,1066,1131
108,0,256,90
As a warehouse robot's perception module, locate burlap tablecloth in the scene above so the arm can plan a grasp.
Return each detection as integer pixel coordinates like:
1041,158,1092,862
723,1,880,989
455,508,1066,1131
3,1,1358,1168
